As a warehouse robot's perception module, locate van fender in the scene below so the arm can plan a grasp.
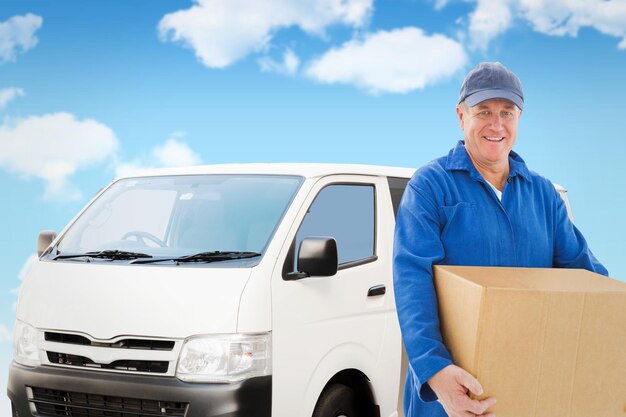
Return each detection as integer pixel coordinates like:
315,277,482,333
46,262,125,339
301,342,378,417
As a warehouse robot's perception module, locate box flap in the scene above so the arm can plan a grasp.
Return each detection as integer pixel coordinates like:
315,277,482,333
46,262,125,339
436,266,625,292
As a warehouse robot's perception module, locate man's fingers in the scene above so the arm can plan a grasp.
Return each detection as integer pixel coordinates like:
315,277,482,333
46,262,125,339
482,397,497,410
431,365,496,417
456,411,494,417
455,394,495,414
465,396,497,415
458,369,484,396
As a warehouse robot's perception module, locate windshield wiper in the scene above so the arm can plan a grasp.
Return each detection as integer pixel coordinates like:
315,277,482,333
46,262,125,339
53,250,153,261
130,251,261,265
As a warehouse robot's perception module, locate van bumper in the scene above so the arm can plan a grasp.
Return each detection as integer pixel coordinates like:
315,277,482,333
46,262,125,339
7,362,271,417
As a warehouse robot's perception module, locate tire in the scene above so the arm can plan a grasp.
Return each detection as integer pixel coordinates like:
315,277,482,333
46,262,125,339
312,384,358,417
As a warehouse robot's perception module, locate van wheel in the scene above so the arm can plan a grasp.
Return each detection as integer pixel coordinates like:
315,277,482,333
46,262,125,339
312,384,358,417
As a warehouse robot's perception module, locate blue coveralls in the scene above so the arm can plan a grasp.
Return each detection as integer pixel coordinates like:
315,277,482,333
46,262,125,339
393,141,608,417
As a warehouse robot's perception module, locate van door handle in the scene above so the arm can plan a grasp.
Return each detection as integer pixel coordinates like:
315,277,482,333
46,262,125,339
367,285,386,297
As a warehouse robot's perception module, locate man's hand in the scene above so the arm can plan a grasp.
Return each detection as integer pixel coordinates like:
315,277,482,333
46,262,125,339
428,364,497,417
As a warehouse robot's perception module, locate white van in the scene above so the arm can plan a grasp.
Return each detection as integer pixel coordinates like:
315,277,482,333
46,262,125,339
8,164,572,417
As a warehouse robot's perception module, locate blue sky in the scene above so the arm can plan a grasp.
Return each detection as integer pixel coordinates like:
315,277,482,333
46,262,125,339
1,0,625,413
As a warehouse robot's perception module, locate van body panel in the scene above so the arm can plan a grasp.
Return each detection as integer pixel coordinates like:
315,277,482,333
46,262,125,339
236,254,275,333
297,341,383,415
368,178,405,416
17,260,252,339
117,163,416,180
270,175,404,417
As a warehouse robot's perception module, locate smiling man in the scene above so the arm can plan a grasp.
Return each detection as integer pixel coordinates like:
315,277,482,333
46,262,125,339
393,62,608,417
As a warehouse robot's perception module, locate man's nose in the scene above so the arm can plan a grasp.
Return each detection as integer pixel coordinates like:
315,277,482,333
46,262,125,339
488,113,505,129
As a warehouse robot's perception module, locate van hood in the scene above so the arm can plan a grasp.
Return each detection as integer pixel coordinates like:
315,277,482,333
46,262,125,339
17,260,253,340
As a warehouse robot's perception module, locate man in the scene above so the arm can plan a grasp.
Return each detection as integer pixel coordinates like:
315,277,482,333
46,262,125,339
393,62,608,417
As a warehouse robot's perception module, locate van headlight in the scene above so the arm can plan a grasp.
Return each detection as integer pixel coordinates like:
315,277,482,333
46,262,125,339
176,333,271,383
13,321,41,367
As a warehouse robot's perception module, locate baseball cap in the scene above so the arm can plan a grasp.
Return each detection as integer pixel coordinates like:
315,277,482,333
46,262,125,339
458,62,524,110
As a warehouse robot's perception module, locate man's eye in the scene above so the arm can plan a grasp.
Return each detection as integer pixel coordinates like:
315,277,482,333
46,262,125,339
502,111,514,119
478,111,491,118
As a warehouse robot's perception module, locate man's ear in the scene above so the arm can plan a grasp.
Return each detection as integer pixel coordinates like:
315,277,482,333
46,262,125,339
456,105,465,131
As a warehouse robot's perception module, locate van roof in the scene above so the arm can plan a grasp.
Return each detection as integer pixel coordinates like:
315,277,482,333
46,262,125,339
115,163,417,180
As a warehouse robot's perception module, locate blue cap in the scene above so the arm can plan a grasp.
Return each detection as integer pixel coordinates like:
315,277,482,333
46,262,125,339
459,62,524,110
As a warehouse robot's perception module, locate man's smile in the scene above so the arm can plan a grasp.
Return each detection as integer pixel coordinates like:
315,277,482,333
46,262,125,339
484,136,504,142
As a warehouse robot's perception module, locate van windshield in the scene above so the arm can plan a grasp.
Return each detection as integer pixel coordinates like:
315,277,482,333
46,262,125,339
53,175,302,262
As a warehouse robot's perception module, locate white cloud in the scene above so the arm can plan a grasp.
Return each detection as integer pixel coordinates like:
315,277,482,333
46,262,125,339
114,161,146,178
0,113,199,201
468,0,513,49
434,0,451,11
259,48,300,75
158,0,372,68
0,13,43,64
0,87,25,109
115,135,202,177
451,0,626,50
0,113,119,200
153,137,202,167
306,27,468,94
518,0,626,48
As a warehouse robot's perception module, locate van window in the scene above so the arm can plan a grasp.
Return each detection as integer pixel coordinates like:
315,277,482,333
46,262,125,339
294,184,375,269
55,175,302,260
387,177,409,218
77,188,177,252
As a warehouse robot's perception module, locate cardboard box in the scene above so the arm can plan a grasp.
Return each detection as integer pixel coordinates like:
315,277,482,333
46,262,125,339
433,266,626,417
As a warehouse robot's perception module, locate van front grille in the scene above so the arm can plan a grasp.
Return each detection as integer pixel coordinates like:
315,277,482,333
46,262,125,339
47,352,169,374
29,387,188,417
44,332,175,351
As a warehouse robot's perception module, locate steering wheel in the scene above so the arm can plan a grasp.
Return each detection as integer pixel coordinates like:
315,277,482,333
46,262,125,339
121,231,166,247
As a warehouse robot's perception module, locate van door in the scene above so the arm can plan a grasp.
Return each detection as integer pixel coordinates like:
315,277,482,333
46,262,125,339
271,175,402,417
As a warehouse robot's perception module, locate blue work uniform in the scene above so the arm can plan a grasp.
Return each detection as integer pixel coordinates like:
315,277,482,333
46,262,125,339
393,140,608,417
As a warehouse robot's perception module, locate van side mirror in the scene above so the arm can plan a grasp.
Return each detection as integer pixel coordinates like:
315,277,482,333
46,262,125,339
38,230,57,257
286,237,338,280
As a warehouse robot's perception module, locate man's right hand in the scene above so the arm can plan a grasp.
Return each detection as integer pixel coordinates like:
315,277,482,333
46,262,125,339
427,364,497,417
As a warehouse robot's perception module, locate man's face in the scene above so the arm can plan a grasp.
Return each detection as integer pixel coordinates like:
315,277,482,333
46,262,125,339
456,98,521,171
